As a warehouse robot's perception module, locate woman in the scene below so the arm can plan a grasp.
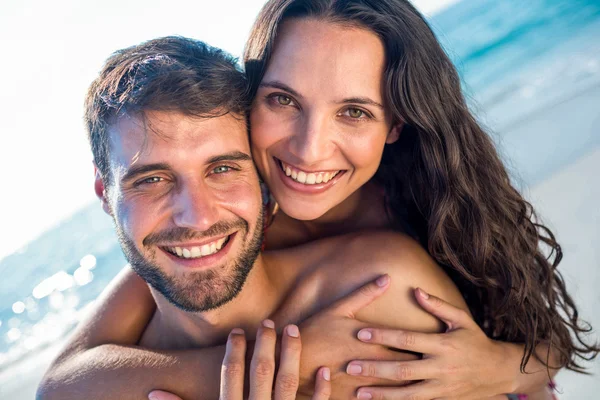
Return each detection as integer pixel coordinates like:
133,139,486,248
45,0,599,399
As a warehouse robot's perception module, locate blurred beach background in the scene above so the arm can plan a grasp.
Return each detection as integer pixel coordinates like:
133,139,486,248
1,0,599,398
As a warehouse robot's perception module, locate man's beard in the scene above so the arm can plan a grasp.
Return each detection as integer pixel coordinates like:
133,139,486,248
114,211,263,312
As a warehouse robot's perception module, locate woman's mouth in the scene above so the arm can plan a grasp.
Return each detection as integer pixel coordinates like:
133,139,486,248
277,159,343,185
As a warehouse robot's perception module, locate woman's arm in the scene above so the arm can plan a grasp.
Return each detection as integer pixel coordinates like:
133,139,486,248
36,270,388,400
149,321,332,400
37,266,225,400
350,289,560,399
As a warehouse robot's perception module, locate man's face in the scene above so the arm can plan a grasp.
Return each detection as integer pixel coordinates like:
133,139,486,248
98,111,263,312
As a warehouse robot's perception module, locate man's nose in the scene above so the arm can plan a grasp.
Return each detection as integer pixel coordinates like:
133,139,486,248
171,182,220,232
288,113,335,165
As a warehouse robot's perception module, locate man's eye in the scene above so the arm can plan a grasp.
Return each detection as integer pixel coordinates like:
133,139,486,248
139,176,163,185
213,166,232,174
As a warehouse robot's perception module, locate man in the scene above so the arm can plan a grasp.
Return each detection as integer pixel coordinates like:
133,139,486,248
37,36,466,399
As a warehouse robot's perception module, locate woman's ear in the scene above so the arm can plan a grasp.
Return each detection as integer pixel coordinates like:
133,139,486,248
386,122,404,144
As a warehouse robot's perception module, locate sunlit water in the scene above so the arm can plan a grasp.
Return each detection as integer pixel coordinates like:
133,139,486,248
1,0,599,372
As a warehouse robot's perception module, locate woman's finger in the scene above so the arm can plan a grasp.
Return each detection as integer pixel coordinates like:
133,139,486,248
148,390,184,400
274,324,302,400
328,275,391,319
311,367,332,400
346,359,438,382
355,327,440,354
220,328,247,400
357,381,439,400
249,319,277,400
414,288,474,331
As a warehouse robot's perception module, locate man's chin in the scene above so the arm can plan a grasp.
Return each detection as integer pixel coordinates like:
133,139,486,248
154,272,243,312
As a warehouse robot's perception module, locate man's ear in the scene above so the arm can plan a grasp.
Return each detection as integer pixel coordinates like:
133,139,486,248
94,165,112,215
386,121,404,144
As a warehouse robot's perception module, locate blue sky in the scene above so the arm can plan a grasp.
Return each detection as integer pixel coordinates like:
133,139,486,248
0,0,460,261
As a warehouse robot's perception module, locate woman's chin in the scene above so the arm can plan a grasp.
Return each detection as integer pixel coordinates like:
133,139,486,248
277,201,330,222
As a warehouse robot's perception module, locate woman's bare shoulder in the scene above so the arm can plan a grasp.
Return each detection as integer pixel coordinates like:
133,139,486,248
314,230,469,331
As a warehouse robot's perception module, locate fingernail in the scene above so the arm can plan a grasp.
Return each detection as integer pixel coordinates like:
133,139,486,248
286,324,299,337
323,367,331,381
357,329,372,341
262,319,275,329
417,287,430,299
148,394,159,400
230,328,244,335
347,363,362,375
376,274,390,287
357,391,372,399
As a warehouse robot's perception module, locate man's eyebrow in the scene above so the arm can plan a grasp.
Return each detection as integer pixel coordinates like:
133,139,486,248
259,80,302,99
121,163,171,183
208,151,253,164
339,97,384,110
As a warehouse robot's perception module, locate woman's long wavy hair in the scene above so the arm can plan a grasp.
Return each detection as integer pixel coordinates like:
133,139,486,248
244,0,599,372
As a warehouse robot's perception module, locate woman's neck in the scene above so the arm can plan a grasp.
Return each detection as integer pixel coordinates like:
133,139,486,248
266,180,391,250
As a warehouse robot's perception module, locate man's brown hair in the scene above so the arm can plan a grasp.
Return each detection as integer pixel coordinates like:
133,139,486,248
85,36,250,182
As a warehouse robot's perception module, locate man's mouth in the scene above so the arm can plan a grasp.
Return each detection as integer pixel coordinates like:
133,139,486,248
162,235,231,260
277,159,343,185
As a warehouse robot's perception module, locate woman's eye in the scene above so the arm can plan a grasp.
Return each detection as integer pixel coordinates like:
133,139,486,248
344,108,366,119
213,165,232,174
275,95,293,106
273,94,294,106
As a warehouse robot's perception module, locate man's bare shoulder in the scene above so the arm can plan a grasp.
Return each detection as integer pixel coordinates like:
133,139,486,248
295,230,469,332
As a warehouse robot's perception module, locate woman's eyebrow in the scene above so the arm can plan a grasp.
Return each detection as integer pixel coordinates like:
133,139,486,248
338,97,384,109
259,80,302,99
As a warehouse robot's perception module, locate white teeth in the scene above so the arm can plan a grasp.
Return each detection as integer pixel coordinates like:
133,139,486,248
168,236,229,259
297,171,307,184
280,160,341,186
190,247,201,257
200,244,211,256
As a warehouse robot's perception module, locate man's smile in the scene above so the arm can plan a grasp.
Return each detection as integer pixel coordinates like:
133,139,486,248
161,234,231,259
156,232,239,270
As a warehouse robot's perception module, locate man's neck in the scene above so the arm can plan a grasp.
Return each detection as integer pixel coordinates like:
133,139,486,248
143,254,283,349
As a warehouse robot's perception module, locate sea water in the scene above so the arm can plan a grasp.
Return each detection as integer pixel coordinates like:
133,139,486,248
1,0,599,373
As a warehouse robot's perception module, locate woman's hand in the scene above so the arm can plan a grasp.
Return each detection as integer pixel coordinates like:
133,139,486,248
148,320,331,400
346,287,519,400
226,320,331,400
295,275,410,399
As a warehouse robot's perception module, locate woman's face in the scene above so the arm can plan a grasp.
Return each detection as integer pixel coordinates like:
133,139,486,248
250,18,399,221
